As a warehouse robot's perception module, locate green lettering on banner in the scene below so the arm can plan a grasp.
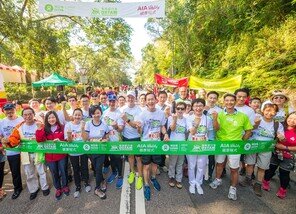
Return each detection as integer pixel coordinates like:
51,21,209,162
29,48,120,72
6,139,276,155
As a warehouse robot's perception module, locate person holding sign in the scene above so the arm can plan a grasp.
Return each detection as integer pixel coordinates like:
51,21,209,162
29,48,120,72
167,102,187,189
240,103,284,197
64,108,91,198
6,107,50,200
0,103,23,200
82,105,109,200
35,111,70,200
186,99,213,195
102,94,124,189
210,93,253,201
136,92,169,201
263,111,296,199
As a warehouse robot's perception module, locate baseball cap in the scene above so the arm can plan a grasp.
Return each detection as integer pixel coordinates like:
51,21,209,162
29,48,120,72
127,91,136,98
3,103,16,111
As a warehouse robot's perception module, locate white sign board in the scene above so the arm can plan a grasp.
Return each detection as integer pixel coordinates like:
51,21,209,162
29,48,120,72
39,0,165,18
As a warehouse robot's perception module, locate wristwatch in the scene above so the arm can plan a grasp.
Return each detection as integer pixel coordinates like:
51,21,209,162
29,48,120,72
127,119,131,123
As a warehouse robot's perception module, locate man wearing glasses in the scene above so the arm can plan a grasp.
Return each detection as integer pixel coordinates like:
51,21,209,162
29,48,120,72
4,107,50,200
0,103,23,199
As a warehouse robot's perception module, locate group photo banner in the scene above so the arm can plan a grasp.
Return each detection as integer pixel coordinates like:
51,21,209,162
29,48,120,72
7,139,276,155
155,74,188,87
189,75,242,93
39,0,165,18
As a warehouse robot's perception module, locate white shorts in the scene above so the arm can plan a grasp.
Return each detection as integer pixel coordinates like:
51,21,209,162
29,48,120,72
215,154,241,169
245,152,272,170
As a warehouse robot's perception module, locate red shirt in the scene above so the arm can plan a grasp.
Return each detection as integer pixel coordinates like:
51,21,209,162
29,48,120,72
36,125,67,162
281,128,296,159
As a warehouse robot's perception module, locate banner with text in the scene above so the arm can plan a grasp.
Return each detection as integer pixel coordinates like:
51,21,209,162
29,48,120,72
39,0,165,18
189,75,242,93
6,139,276,155
155,74,188,87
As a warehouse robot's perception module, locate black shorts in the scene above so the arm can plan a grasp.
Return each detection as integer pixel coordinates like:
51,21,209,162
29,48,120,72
122,136,141,157
141,155,162,165
270,152,295,172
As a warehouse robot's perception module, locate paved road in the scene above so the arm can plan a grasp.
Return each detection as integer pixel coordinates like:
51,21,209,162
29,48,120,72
1,160,295,214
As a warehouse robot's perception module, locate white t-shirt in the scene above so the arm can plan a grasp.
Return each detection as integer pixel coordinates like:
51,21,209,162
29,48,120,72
138,105,147,112
85,120,109,140
137,108,166,141
156,103,171,111
119,105,127,113
206,106,222,140
102,108,124,142
207,106,223,117
167,116,187,141
64,122,83,156
21,123,37,139
236,105,256,125
186,114,213,141
253,119,284,141
0,117,23,156
122,106,142,139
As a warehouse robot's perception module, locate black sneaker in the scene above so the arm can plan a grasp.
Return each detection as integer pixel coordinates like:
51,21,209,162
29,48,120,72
30,189,40,200
11,189,22,200
94,189,106,200
42,189,50,196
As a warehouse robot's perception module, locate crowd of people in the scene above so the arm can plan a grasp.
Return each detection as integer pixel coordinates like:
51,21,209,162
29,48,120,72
0,86,295,203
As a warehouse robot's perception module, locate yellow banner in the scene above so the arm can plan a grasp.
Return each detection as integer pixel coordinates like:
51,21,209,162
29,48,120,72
189,75,242,93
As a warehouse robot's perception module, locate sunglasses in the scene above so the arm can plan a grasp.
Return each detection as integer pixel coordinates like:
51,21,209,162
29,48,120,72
274,96,285,100
176,107,185,111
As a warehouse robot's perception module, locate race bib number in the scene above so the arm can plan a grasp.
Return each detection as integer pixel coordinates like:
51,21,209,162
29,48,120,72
192,135,206,141
148,132,160,140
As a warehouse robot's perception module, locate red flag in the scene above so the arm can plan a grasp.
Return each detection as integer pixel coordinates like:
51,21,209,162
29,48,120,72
154,74,188,87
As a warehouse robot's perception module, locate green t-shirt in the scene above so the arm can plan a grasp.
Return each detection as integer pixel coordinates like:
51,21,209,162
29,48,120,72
217,109,253,141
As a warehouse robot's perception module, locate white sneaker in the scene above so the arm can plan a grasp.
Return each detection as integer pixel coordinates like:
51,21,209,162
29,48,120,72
73,191,80,198
209,178,222,189
196,185,204,195
228,186,237,201
189,185,195,194
85,185,91,193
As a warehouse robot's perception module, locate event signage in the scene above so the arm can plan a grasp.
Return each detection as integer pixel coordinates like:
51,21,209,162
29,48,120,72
7,139,276,155
39,0,165,18
155,74,188,87
189,75,242,93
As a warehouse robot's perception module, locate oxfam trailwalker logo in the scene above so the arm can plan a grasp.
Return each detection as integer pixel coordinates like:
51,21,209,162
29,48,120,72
44,4,54,12
83,144,91,151
244,143,251,151
162,144,169,152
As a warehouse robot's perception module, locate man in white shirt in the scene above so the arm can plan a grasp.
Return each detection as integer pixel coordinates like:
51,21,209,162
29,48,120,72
234,88,255,177
135,92,169,201
0,103,23,199
121,91,143,190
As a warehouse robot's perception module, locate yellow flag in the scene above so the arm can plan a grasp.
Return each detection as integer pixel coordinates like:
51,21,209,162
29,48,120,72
189,75,242,93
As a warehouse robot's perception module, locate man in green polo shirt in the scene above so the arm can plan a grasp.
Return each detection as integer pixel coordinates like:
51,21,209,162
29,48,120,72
209,93,253,201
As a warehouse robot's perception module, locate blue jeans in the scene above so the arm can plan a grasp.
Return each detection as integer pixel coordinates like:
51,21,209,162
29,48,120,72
47,157,67,190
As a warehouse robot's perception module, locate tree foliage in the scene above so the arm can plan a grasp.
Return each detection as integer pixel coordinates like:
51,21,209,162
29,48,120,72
136,0,296,97
0,0,132,87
